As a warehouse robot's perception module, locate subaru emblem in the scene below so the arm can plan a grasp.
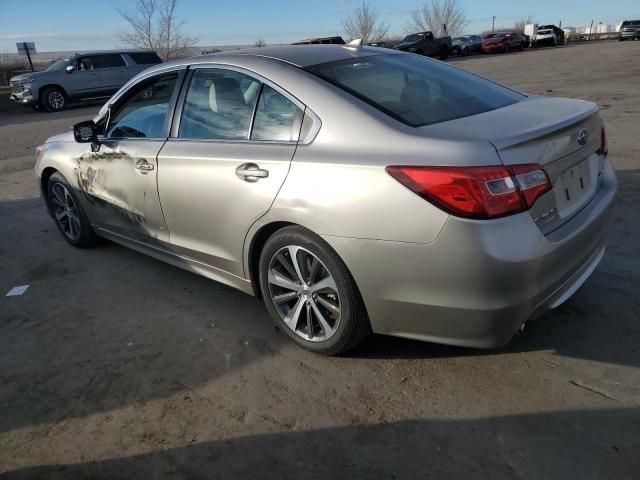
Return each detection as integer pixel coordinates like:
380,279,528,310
577,128,589,146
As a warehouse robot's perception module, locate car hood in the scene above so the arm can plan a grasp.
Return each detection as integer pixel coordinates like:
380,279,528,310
46,131,75,144
10,70,50,83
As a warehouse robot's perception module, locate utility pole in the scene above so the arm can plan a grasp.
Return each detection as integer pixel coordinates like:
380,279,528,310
589,19,594,40
492,16,496,33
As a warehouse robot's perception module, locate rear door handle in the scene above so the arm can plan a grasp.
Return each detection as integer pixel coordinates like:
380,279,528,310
236,163,269,182
135,159,154,172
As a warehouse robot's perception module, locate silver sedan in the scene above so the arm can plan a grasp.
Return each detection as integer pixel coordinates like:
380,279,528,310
35,45,616,354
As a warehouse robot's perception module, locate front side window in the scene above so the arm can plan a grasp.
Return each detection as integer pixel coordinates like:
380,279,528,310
179,69,260,140
105,72,179,139
306,54,523,127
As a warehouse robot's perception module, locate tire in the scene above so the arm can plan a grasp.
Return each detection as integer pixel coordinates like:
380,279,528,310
504,43,511,54
439,46,449,60
41,87,66,112
47,172,97,248
462,47,469,56
519,42,525,51
259,226,370,355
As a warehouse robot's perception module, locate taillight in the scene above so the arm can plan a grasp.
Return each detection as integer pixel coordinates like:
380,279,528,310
386,164,551,219
598,122,608,156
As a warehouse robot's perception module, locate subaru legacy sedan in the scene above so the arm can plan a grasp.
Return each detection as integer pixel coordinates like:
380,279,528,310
34,45,616,354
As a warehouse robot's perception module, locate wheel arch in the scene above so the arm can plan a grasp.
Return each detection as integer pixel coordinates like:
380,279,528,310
39,84,68,99
246,221,295,298
40,167,60,215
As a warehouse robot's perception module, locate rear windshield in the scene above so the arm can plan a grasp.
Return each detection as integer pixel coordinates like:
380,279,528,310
305,54,523,127
128,52,162,65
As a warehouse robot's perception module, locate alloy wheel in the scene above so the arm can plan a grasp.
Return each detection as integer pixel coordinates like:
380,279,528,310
48,91,65,110
267,246,341,342
50,183,81,241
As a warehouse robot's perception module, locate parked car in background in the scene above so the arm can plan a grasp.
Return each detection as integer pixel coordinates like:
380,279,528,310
451,35,483,56
394,31,452,60
9,50,162,112
367,41,388,48
482,32,525,53
619,20,640,40
35,45,616,354
292,36,345,45
533,25,565,47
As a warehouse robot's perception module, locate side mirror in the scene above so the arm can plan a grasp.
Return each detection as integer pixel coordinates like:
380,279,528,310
73,120,101,152
66,65,75,74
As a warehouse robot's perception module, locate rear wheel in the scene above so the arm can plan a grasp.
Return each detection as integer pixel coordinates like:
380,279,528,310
259,226,370,355
47,172,97,248
41,87,66,112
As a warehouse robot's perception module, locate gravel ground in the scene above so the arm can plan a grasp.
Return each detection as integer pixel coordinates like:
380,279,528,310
1,41,639,479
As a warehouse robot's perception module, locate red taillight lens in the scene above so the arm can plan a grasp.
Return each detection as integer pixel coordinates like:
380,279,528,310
598,122,608,156
386,164,551,219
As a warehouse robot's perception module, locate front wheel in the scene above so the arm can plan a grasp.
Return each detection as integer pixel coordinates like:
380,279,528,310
47,172,97,248
259,226,370,355
40,87,66,112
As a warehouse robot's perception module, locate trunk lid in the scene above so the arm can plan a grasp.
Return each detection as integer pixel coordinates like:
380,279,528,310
420,96,605,234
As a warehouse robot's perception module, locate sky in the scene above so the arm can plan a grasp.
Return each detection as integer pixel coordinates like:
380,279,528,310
0,0,638,53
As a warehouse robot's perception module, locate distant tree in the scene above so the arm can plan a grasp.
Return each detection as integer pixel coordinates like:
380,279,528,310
406,0,468,37
117,0,197,61
254,37,267,47
513,15,534,34
342,1,390,43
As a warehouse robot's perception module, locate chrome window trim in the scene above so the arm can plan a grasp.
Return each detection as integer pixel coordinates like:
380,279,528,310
171,63,321,145
99,67,187,141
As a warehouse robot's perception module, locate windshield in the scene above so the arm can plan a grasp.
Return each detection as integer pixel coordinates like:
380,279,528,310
46,58,71,71
306,54,523,128
402,33,425,43
538,30,553,34
453,37,468,43
484,33,506,39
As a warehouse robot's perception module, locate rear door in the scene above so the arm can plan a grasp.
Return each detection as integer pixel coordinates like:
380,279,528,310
156,66,303,277
92,53,130,93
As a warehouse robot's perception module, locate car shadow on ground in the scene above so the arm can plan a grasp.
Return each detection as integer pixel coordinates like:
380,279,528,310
0,172,637,439
2,407,639,479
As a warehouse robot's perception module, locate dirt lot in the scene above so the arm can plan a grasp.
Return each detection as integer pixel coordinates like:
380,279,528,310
1,41,639,479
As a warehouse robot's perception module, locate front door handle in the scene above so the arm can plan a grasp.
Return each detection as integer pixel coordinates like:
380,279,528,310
236,163,269,182
135,159,154,172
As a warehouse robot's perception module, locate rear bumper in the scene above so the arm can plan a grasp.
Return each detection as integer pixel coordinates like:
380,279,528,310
324,157,617,348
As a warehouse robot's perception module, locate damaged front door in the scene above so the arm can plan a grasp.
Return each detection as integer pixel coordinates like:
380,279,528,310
77,71,182,244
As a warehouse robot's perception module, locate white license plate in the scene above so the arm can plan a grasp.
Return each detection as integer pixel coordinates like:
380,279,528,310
556,160,590,209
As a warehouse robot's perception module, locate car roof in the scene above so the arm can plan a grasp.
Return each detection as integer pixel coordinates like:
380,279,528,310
73,49,156,56
154,44,404,71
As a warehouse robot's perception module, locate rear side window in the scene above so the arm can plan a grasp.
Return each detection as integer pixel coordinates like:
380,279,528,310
128,52,162,65
92,54,126,69
306,54,523,127
251,85,300,141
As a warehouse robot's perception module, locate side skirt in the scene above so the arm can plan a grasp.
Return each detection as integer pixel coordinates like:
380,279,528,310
95,227,255,296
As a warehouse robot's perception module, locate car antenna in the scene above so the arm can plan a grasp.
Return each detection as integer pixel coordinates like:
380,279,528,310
344,38,363,50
